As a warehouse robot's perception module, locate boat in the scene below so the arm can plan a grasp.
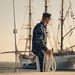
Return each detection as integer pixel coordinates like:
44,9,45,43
18,0,75,70
0,0,75,70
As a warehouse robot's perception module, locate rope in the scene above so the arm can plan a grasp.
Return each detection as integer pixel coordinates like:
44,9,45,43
43,52,56,72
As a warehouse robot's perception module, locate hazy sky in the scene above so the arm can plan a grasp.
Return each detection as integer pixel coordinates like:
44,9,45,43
0,0,75,62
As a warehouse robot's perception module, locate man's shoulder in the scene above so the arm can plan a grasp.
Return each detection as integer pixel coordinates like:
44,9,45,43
36,22,41,27
34,22,43,29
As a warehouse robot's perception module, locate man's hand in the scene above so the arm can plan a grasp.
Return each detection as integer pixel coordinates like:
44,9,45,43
45,50,51,55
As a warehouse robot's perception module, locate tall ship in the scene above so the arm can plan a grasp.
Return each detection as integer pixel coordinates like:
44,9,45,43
0,0,75,70
18,0,75,70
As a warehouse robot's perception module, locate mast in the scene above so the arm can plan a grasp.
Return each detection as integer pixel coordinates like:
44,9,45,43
45,0,48,13
19,0,32,55
29,0,32,55
45,0,48,45
12,0,18,72
61,0,64,52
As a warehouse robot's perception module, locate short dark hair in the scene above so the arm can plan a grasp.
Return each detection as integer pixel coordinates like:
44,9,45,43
42,13,51,20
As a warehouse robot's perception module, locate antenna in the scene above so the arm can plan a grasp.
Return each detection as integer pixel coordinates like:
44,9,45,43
12,0,18,72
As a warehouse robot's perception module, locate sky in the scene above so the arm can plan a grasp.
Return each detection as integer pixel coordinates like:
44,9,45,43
0,0,75,62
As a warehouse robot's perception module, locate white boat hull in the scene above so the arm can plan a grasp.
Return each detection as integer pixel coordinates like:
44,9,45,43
54,55,75,69
19,55,75,70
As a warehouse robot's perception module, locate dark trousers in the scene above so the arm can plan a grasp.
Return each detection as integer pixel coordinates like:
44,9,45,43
37,52,44,72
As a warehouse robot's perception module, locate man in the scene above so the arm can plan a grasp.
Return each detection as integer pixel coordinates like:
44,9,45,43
32,13,51,72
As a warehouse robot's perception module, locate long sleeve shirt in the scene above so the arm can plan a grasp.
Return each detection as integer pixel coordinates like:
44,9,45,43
32,21,47,55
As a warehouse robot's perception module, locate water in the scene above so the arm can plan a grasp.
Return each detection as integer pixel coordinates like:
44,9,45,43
0,62,36,73
0,62,75,74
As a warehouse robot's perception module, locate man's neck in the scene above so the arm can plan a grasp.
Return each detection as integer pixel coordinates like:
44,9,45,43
42,20,47,25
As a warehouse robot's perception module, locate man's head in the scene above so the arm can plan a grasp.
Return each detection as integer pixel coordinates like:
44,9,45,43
42,13,51,25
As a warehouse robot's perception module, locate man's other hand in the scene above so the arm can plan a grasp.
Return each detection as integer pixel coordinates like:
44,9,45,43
45,50,51,55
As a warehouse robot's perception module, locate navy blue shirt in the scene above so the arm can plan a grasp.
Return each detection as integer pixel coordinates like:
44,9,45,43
32,21,47,55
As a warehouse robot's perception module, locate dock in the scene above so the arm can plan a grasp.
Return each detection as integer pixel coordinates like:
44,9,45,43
0,72,75,75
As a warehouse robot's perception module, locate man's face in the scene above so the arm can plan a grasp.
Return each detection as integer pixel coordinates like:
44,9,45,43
45,17,51,25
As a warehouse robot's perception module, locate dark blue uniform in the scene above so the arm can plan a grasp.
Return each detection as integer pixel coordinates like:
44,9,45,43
32,21,47,72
